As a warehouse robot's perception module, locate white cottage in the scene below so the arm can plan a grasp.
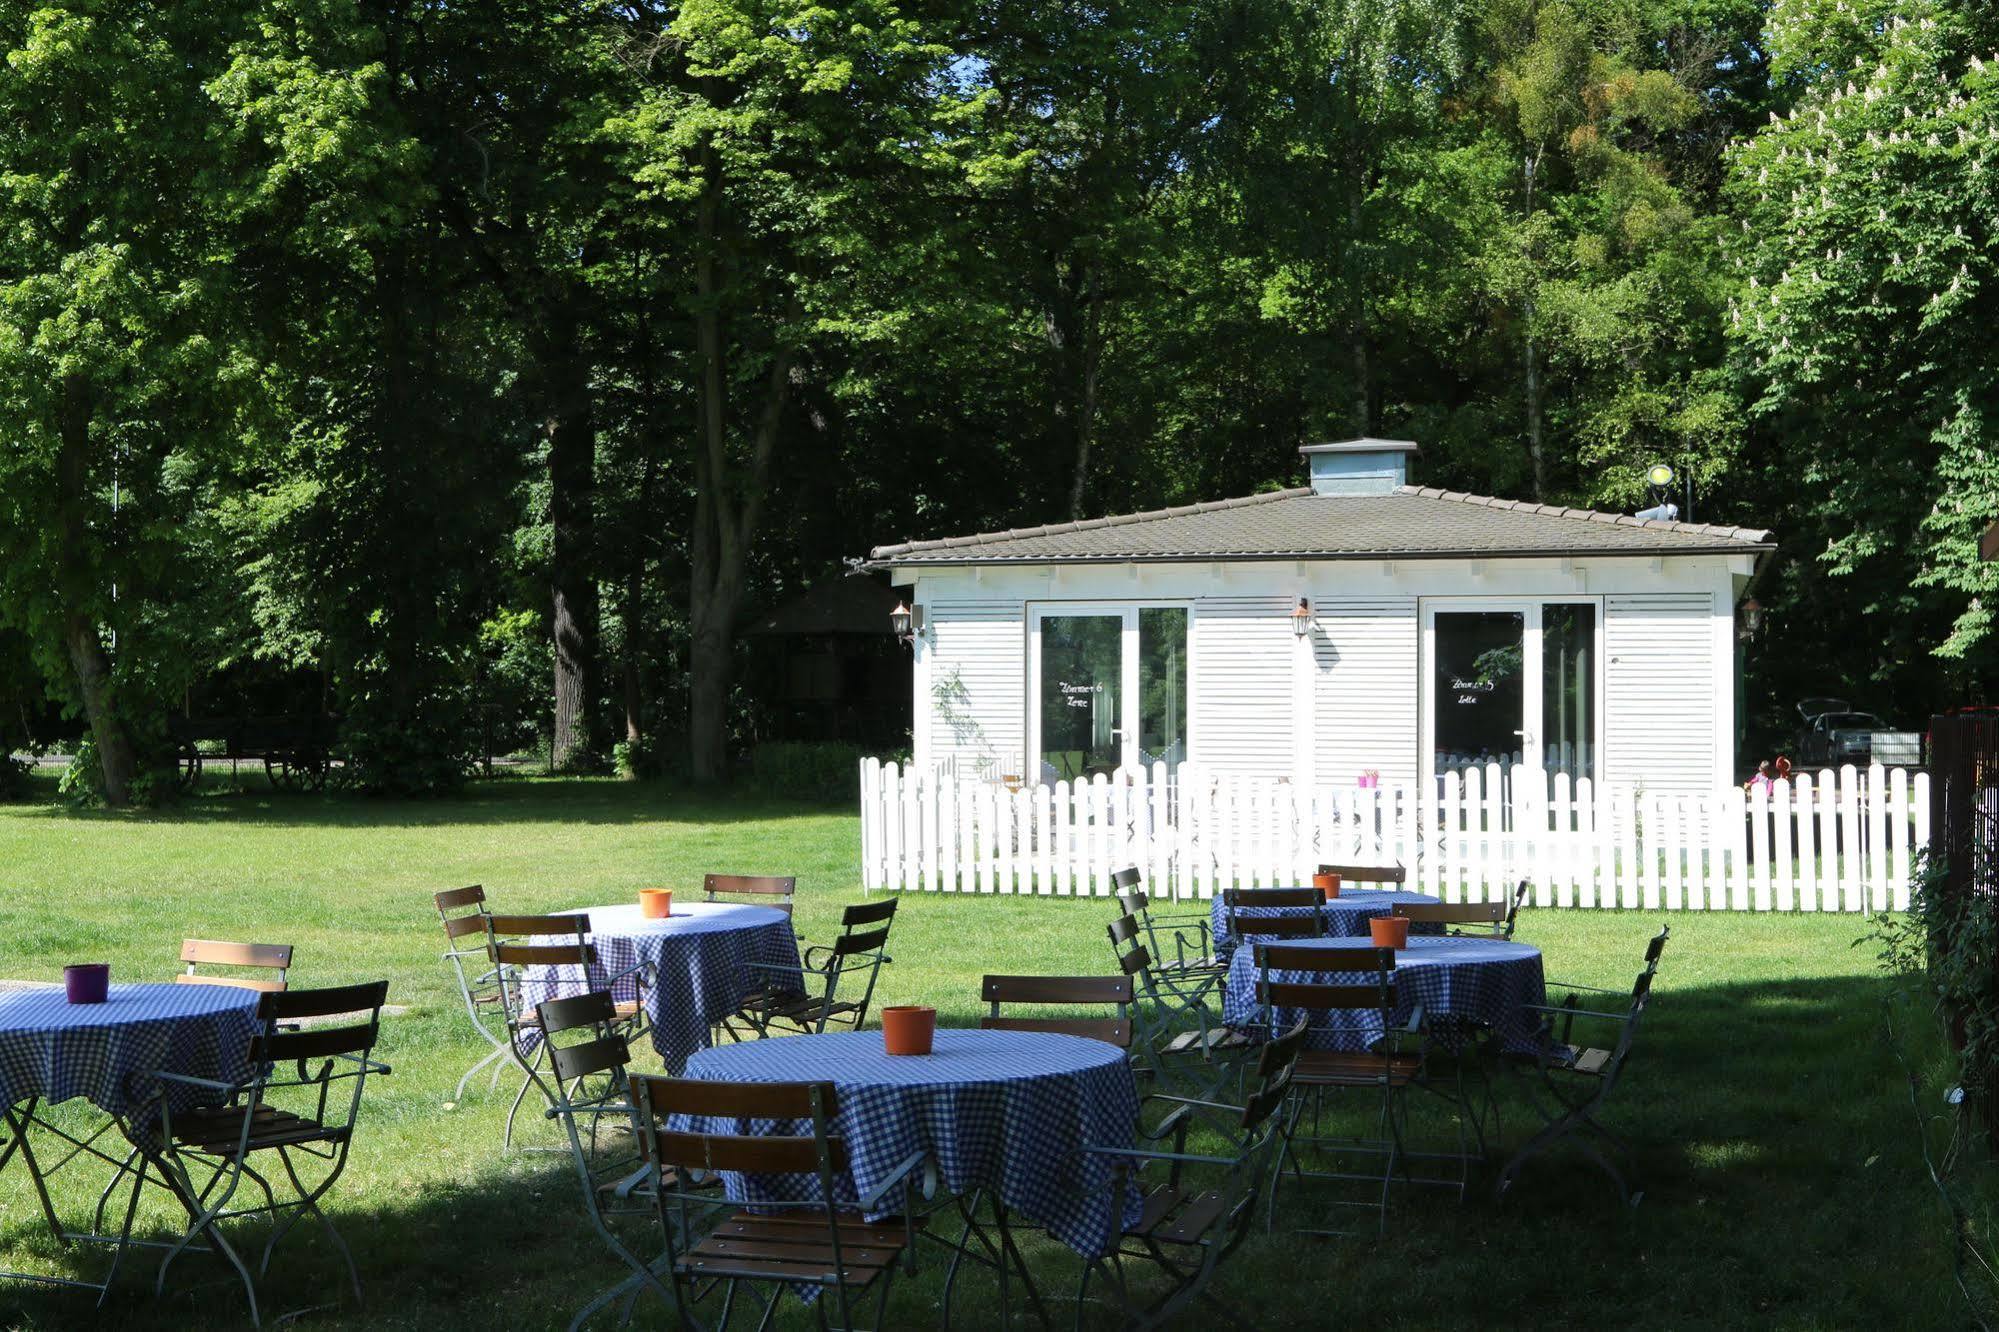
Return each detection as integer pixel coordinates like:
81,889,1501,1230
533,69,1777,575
863,441,1773,796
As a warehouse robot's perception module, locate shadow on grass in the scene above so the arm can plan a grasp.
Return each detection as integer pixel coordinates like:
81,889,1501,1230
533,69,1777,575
4,776,855,832
0,970,1965,1330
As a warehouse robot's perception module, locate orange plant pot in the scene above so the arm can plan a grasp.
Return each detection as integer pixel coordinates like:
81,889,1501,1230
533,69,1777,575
1313,871,1341,901
881,1006,937,1056
639,889,673,919
1369,915,1411,949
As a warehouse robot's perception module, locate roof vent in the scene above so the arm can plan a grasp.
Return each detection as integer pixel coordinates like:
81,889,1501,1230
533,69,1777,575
1299,439,1420,497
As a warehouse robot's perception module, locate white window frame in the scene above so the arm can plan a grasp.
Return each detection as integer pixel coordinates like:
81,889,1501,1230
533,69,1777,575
1026,601,1193,779
1418,596,1605,793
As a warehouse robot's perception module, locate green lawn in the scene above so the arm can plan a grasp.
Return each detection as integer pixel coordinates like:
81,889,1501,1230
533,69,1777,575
0,774,1971,1328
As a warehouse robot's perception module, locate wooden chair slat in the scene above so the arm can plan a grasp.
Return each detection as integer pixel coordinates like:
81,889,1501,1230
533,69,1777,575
549,1034,629,1082
256,1021,379,1063
1255,944,1393,972
433,885,486,911
648,1130,844,1175
980,1016,1132,1046
636,1076,837,1121
1318,862,1406,884
1258,981,1383,1009
493,942,596,968
839,899,898,926
486,914,588,937
703,874,797,897
175,973,288,994
182,939,293,970
981,975,1133,1004
1393,901,1504,924
442,914,489,940
260,979,389,1021
693,1236,898,1270
537,990,618,1035
1233,915,1324,939
832,926,893,956
1223,887,1323,908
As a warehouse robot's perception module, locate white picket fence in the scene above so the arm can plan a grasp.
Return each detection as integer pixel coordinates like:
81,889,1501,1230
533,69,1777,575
857,758,1932,913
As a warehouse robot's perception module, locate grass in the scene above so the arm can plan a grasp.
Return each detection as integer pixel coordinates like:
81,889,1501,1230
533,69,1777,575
0,772,1975,1328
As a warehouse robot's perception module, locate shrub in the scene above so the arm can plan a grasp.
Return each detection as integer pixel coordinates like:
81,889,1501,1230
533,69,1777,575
749,742,866,801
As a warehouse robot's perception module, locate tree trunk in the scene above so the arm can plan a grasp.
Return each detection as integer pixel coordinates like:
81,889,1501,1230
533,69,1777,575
53,374,137,805
546,312,599,771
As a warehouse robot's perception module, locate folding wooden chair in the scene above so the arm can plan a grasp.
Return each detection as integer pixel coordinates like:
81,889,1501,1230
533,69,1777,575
1069,1020,1307,1330
1497,926,1669,1206
152,981,392,1329
1112,869,1227,1014
1253,944,1432,1234
1222,887,1328,944
979,975,1133,1048
1109,913,1253,1107
486,914,646,1151
728,898,896,1039
626,1076,924,1330
178,940,293,992
702,873,796,916
434,885,514,1102
536,990,720,1331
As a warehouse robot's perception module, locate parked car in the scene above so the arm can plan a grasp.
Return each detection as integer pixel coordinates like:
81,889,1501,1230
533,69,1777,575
1795,699,1892,766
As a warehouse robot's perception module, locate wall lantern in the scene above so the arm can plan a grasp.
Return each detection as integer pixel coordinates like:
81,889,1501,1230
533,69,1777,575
1291,597,1314,639
890,601,925,646
1737,597,1764,642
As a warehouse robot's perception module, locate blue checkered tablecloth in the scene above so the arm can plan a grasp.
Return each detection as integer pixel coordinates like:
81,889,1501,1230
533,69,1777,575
520,902,800,1071
1222,936,1547,1053
0,983,261,1122
674,1029,1140,1259
1209,889,1446,954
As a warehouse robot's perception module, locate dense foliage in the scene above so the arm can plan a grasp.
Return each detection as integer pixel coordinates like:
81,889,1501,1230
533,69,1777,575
0,0,1991,801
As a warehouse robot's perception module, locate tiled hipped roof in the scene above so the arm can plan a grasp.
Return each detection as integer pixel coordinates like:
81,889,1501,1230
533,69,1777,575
863,486,1773,566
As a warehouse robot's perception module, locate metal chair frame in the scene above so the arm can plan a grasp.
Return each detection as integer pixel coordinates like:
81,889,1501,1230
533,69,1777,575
434,885,515,1103
1111,871,1226,1019
1252,943,1450,1234
1069,1021,1307,1331
151,980,392,1329
625,1075,924,1331
1497,926,1669,1207
486,914,650,1151
727,898,897,1040
1108,914,1254,1110
1221,888,1330,950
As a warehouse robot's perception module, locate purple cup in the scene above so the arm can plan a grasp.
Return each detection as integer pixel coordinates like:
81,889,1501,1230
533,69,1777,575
64,963,110,1004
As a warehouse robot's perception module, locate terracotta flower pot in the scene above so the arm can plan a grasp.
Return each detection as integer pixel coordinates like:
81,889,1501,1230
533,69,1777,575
881,1005,937,1056
639,889,673,920
64,963,109,1005
1369,916,1411,950
1313,871,1341,901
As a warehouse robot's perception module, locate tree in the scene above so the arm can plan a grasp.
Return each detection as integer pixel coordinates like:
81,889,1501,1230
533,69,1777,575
1728,0,1999,712
0,2,245,804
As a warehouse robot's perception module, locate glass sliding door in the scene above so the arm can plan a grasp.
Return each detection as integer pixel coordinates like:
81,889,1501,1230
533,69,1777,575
1432,611,1527,778
1038,614,1124,782
1425,598,1602,793
1138,607,1188,768
1541,602,1596,784
1031,604,1191,783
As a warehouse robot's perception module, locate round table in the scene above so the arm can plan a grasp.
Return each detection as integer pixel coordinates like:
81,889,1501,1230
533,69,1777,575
675,1029,1139,1259
1221,935,1547,1052
1209,889,1446,953
521,901,800,1070
0,982,261,1121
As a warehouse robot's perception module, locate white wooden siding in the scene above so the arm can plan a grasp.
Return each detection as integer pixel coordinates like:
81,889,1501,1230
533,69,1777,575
1311,598,1420,784
1602,592,1719,792
1190,596,1295,776
924,600,1024,776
